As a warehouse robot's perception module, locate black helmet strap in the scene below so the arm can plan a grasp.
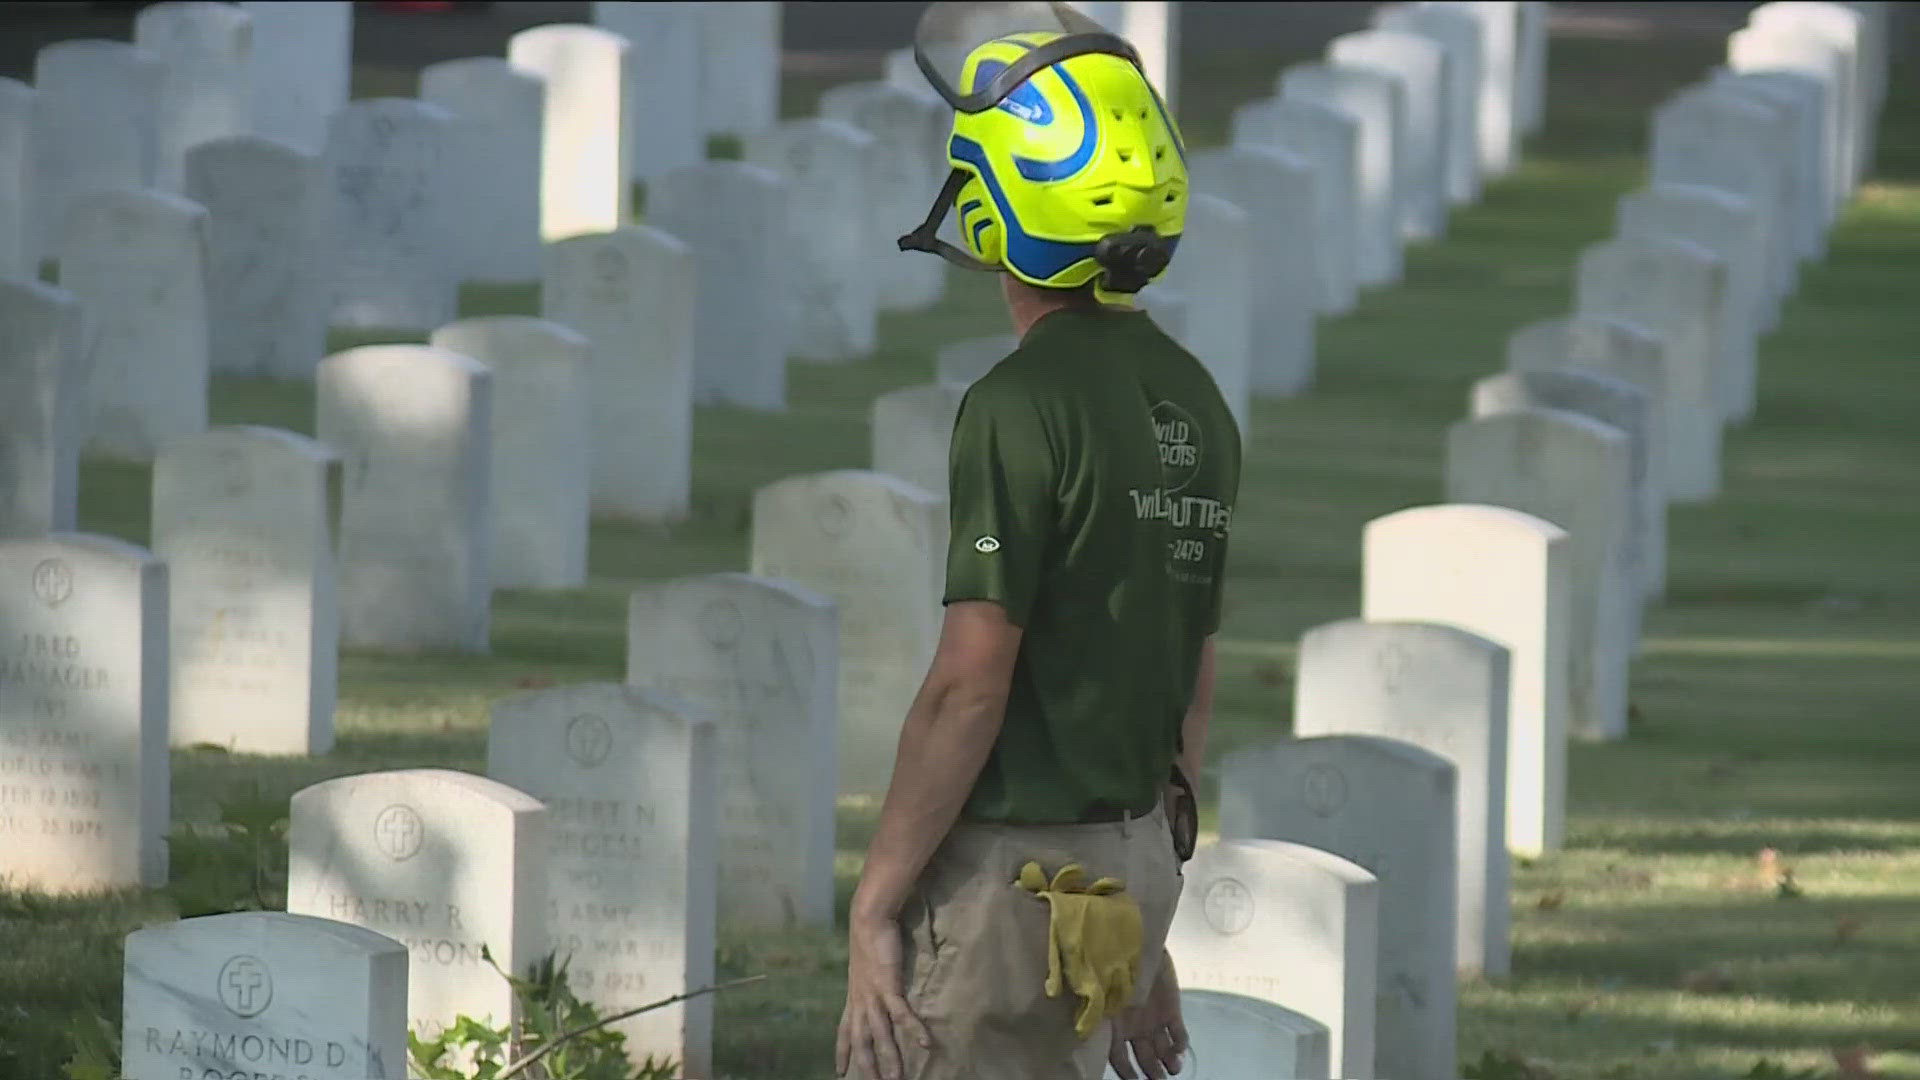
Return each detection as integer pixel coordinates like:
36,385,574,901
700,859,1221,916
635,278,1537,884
898,167,1000,274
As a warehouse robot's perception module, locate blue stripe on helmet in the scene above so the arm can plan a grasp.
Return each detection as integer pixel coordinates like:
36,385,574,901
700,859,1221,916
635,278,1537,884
971,217,993,249
950,133,1097,280
1011,64,1098,182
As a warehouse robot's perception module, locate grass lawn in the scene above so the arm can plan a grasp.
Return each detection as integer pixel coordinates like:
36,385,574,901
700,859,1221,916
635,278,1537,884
5,20,1919,1080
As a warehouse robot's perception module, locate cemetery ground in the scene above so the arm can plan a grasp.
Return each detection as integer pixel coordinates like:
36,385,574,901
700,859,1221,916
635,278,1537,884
4,25,1918,1080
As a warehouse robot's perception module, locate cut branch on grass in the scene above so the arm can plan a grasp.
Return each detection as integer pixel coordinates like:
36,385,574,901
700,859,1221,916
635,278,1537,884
495,974,768,1079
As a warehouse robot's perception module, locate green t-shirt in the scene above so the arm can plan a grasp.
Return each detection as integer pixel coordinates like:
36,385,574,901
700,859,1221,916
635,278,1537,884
945,305,1242,825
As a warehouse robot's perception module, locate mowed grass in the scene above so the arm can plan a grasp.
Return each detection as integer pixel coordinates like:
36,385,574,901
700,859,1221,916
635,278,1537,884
4,25,1919,1080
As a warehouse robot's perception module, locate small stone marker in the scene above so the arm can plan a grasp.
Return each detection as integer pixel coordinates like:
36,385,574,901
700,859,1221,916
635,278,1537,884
0,280,88,539
871,383,968,500
1163,193,1252,437
488,683,716,1076
1230,96,1359,313
1447,409,1634,743
185,135,332,378
697,1,782,140
1103,990,1331,1080
627,574,837,931
0,533,169,891
121,912,406,1080
510,24,633,244
750,470,946,799
30,41,163,259
591,1,703,183
818,81,949,312
1,78,37,279
134,1,253,194
650,161,790,411
59,188,211,462
317,345,492,653
1429,0,1519,176
1167,839,1378,1080
1648,85,1794,316
420,57,545,284
1278,63,1403,286
286,769,548,1038
745,118,879,363
1374,2,1485,205
1188,146,1318,398
325,99,458,330
242,1,351,155
934,335,1016,388
430,317,591,590
542,226,694,521
1292,617,1513,974
153,426,339,755
1220,735,1456,1080
1329,29,1449,240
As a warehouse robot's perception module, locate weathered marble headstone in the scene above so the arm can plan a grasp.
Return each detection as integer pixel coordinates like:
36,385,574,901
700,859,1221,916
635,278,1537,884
1619,182,1770,380
242,1,351,155
316,346,491,653
325,99,457,330
134,1,253,193
286,769,547,1038
749,471,945,799
1648,84,1794,313
1709,69,1829,260
488,683,716,1076
1163,193,1252,436
185,135,332,378
0,281,88,540
1293,618,1513,975
1373,2,1485,206
1729,25,1851,209
0,533,169,891
818,81,949,312
1220,736,1456,1080
1428,0,1520,176
871,383,968,500
429,317,590,590
1167,839,1378,1080
1329,29,1449,240
1278,63,1402,286
626,574,837,931
1574,237,1726,502
591,1,703,183
510,24,632,244
1105,990,1331,1080
698,1,782,139
153,427,338,755
744,119,879,363
934,335,1016,388
1069,1,1180,108
1748,2,1867,191
121,912,406,1080
420,58,544,284
1447,409,1634,742
59,189,211,462
30,41,163,260
649,161,790,411
1230,96,1359,313
0,79,37,279
542,226,694,520
1188,147,1318,399
1135,283,1191,344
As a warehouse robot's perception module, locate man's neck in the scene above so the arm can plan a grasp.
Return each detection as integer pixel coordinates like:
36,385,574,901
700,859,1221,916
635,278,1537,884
1003,278,1110,338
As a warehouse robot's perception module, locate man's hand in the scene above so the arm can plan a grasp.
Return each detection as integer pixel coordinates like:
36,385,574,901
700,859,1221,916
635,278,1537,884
1108,952,1189,1079
836,911,932,1080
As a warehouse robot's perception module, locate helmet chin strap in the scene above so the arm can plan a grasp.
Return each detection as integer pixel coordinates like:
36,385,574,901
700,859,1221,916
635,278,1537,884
897,168,1001,273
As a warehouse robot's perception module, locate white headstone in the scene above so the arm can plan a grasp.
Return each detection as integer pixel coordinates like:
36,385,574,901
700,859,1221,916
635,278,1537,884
325,99,458,330
1373,3,1485,206
121,912,406,1080
749,470,946,799
1105,990,1331,1080
1329,29,1450,239
153,426,338,755
316,345,491,653
818,82,949,312
30,41,163,260
1220,736,1456,1080
649,161,790,411
1648,85,1795,312
1162,193,1252,436
1619,182,1770,381
58,189,211,462
1168,839,1378,1080
542,226,694,521
591,1,703,183
1069,1,1180,108
429,317,591,590
488,683,716,1076
134,1,253,193
510,24,633,244
1428,0,1520,176
185,135,332,378
286,769,547,1038
0,533,169,891
934,334,1016,388
745,118,879,363
0,280,88,539
1278,63,1403,286
697,1,781,140
1230,96,1359,313
1447,409,1634,743
1574,237,1726,503
1293,618,1512,976
1709,68,1829,259
1188,146,1318,399
1135,283,1190,343
420,58,545,284
1748,3,1867,191
1,78,37,279
242,1,351,156
871,383,967,500
1728,25,1851,209
626,574,837,931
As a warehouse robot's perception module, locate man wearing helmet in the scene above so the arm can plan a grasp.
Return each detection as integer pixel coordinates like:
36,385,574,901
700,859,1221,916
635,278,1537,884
836,5,1241,1079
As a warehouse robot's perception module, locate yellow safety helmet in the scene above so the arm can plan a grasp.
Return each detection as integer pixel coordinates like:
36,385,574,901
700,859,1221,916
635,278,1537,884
898,2,1188,295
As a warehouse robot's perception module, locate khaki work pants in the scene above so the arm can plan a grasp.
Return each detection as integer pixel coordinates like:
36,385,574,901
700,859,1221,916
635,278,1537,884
851,804,1186,1080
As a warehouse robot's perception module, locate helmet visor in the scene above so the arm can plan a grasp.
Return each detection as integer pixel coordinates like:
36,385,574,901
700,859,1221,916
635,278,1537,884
912,1,1142,113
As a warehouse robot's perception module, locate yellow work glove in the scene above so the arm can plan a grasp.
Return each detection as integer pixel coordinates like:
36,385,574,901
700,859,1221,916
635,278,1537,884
1016,861,1145,1039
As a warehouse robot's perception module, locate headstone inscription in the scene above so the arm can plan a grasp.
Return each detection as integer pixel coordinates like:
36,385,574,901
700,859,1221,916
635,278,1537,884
325,99,458,330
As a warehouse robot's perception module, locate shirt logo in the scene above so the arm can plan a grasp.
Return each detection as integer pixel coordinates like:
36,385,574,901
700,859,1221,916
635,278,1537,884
974,535,1001,553
1150,401,1202,493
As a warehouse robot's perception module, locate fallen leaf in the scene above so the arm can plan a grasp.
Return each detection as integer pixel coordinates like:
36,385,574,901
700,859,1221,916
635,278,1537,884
1536,889,1568,911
